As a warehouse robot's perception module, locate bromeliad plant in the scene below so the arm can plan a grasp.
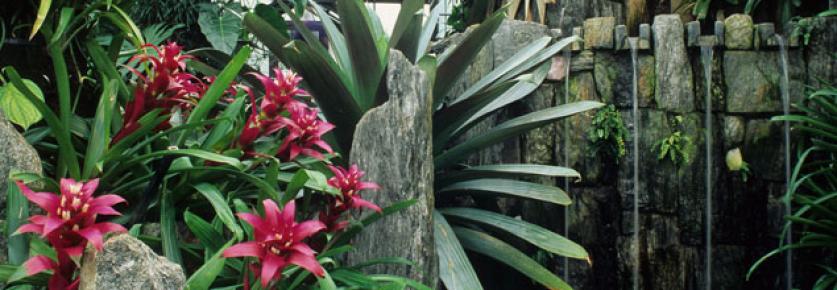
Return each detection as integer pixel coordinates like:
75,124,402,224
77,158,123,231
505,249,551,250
2,3,428,288
748,84,837,289
244,1,602,289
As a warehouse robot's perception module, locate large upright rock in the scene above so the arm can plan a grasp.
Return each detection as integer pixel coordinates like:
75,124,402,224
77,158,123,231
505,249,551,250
346,50,436,286
79,234,185,290
0,110,42,263
652,15,694,112
724,51,806,112
724,14,754,50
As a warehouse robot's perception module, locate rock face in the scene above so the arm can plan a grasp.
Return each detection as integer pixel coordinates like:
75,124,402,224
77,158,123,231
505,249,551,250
583,17,616,49
724,51,806,112
346,50,436,286
652,15,694,112
724,14,754,49
79,234,185,290
0,110,42,263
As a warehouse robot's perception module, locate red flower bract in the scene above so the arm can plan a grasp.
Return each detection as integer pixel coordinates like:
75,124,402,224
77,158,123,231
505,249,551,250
319,165,381,232
277,106,334,161
16,178,126,290
223,200,326,288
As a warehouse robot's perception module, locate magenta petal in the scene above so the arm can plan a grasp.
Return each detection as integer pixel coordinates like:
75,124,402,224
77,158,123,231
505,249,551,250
260,254,286,287
281,200,296,226
237,213,268,235
95,222,127,234
80,178,100,198
90,206,121,216
223,241,262,258
23,255,55,275
14,223,43,235
351,196,382,213
17,181,59,212
60,178,83,195
64,245,84,258
262,199,281,229
90,194,126,208
288,252,325,277
292,221,325,242
358,182,381,190
289,243,316,256
78,227,104,250
41,217,66,237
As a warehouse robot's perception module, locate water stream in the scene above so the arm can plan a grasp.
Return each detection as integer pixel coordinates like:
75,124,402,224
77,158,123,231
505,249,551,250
562,47,572,282
699,45,714,290
628,38,640,290
775,35,793,290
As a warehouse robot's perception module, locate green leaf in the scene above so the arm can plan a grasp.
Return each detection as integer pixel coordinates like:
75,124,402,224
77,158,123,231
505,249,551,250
0,79,44,130
198,8,241,54
201,94,246,151
254,4,289,38
416,2,444,61
82,80,117,179
193,183,243,240
337,0,388,110
441,207,588,259
161,190,182,265
438,178,571,205
434,211,483,290
438,164,580,186
5,179,29,265
125,149,244,171
85,40,131,102
29,0,51,40
184,210,225,254
434,10,505,99
436,101,604,168
454,226,572,290
389,0,423,60
180,46,252,145
184,240,232,290
310,1,353,74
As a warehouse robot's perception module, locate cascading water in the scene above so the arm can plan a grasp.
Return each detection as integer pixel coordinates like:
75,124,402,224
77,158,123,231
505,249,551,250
562,47,572,282
628,38,640,290
775,34,793,290
699,44,714,290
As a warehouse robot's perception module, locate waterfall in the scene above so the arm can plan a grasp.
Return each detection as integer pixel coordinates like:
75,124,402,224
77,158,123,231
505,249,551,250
628,38,640,290
775,34,793,290
700,44,714,290
562,47,572,282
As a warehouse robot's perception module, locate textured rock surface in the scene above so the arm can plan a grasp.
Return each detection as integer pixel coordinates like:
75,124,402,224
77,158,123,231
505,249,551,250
0,110,42,263
79,234,185,290
652,15,694,112
583,17,616,49
346,50,436,286
724,50,805,112
594,52,655,108
724,14,754,49
806,16,837,86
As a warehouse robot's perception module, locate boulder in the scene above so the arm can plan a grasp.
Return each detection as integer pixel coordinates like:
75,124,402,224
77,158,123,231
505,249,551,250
346,50,436,286
79,234,186,290
652,15,695,112
583,17,616,49
724,14,754,49
0,110,42,263
724,51,805,113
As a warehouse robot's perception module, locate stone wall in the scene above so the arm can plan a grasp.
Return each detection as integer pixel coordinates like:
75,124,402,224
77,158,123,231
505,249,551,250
452,13,835,290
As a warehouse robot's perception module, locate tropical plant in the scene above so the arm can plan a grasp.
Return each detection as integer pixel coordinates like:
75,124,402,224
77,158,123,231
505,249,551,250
748,84,837,289
653,115,693,167
588,104,629,162
725,147,751,182
1,2,427,289
243,1,602,289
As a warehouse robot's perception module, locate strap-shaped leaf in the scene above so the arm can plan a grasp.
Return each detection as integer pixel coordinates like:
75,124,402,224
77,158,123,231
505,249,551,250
434,9,505,100
389,0,423,53
496,35,580,84
416,2,444,61
184,240,232,290
453,226,572,290
434,62,550,150
437,164,580,186
436,101,603,168
183,210,225,254
82,80,117,179
441,207,588,259
161,191,182,265
193,183,244,240
438,178,571,205
310,1,353,75
337,0,388,110
434,211,483,290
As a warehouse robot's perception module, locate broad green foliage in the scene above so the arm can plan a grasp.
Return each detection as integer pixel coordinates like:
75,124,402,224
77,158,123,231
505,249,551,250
245,1,602,289
588,104,630,162
0,79,44,130
749,85,837,288
198,3,242,54
653,115,693,166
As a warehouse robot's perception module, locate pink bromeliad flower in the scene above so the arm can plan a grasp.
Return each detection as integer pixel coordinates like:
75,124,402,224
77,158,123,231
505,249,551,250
16,178,126,289
251,68,308,117
319,165,381,232
223,200,325,288
277,106,334,161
